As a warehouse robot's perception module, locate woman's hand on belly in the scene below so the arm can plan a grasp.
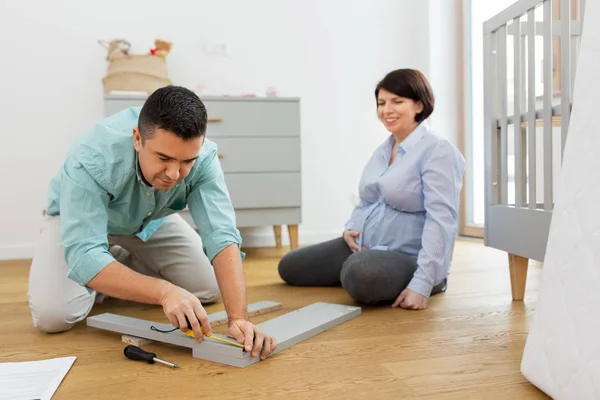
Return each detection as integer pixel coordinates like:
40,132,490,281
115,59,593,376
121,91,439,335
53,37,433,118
343,230,360,252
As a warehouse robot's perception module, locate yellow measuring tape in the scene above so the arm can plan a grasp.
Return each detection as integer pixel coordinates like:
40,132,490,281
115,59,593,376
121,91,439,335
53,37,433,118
182,329,245,349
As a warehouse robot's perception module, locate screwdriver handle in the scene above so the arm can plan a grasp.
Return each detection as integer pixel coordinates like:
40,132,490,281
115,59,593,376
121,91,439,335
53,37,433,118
124,345,157,364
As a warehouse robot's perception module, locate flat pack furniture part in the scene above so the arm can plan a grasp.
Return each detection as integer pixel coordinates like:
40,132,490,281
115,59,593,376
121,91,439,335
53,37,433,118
87,302,362,368
120,300,283,346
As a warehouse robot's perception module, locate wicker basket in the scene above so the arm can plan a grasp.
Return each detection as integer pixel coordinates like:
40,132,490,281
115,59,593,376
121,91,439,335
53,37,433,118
102,53,172,94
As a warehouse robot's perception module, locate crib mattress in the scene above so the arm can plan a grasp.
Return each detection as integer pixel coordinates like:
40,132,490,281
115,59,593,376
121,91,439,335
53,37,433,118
520,0,600,397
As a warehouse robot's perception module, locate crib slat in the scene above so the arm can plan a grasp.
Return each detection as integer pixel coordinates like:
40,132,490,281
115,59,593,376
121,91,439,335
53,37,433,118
527,9,536,209
484,30,498,219
579,0,585,90
580,0,586,30
513,16,524,208
499,25,508,206
570,35,578,92
560,0,571,161
543,0,553,210
484,0,545,34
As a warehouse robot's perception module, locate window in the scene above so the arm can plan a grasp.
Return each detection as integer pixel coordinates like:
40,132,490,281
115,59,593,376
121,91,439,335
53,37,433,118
463,0,518,236
461,0,582,236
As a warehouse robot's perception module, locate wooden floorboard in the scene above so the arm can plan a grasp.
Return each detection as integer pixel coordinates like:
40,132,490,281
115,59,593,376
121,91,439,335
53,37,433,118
0,238,550,399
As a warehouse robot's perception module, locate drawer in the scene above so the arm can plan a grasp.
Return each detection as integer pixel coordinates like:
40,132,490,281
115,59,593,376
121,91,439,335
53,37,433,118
104,96,145,116
213,137,300,173
178,207,301,229
202,99,300,137
225,172,301,209
104,95,301,138
103,97,237,131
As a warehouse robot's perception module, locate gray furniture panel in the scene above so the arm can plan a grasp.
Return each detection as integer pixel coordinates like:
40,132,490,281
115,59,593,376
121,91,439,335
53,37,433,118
201,99,301,137
234,208,302,227
103,94,301,137
214,137,300,173
104,92,302,247
88,302,361,368
485,205,552,262
225,172,301,209
104,97,144,116
180,208,301,229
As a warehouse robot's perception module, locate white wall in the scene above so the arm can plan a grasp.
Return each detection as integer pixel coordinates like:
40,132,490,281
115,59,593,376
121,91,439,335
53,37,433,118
0,0,463,259
428,0,463,148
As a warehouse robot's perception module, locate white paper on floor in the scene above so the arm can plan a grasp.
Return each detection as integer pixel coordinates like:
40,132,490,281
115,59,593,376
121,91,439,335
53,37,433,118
0,356,76,400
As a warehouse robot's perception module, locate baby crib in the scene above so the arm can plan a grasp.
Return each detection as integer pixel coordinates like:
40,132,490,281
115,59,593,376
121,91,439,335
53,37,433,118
482,0,586,300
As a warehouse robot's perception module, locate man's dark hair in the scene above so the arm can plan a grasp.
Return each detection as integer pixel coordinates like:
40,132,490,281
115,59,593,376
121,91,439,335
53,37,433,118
375,69,435,123
138,85,208,141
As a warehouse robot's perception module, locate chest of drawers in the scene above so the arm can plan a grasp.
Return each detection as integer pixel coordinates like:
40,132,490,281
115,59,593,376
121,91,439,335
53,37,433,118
104,93,302,249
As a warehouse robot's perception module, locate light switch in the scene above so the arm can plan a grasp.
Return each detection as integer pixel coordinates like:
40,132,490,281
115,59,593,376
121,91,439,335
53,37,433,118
203,42,229,56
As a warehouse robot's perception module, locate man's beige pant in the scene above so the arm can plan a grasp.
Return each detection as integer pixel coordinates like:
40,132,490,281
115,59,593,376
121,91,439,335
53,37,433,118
28,213,220,333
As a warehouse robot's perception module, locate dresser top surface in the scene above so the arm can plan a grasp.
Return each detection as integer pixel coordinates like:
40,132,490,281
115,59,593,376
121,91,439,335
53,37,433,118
105,93,300,103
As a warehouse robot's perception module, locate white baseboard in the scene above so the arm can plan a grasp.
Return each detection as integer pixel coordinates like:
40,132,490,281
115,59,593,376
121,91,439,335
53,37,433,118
0,231,342,261
0,243,37,261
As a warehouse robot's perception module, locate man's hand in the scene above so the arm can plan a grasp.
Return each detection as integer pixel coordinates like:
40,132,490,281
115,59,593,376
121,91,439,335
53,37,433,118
392,288,429,310
211,244,276,359
159,283,212,342
343,230,360,252
228,319,277,360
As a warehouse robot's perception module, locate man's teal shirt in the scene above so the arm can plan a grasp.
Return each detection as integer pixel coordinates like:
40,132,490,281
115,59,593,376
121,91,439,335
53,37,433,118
46,107,243,286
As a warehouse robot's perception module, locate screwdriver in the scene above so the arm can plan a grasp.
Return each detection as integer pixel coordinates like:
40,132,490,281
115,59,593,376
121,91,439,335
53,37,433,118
123,345,180,368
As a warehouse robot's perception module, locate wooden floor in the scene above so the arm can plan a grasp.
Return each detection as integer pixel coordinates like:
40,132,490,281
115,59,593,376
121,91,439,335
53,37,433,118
0,238,549,399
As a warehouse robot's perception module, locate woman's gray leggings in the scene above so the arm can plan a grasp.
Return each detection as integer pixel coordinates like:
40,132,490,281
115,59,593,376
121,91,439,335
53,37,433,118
277,236,446,305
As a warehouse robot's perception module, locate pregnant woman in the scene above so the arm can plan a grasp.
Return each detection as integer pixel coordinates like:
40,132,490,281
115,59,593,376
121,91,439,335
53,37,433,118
278,68,466,310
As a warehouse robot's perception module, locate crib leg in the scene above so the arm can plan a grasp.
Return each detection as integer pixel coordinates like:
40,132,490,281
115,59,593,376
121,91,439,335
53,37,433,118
508,253,529,301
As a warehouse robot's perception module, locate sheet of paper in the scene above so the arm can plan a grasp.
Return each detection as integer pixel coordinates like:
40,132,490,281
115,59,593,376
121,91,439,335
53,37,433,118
0,356,76,400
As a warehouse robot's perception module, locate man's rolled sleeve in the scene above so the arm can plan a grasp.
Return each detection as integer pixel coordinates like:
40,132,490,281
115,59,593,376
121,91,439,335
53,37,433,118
59,151,115,286
188,145,244,262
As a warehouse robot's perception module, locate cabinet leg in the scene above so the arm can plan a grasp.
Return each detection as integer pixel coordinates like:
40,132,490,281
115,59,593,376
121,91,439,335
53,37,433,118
288,224,299,250
508,253,529,301
273,225,282,248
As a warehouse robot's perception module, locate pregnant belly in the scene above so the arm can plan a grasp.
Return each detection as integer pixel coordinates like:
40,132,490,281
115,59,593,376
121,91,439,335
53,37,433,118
362,210,424,256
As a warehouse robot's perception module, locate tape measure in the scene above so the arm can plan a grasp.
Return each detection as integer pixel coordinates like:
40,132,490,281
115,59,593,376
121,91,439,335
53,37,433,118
182,328,245,349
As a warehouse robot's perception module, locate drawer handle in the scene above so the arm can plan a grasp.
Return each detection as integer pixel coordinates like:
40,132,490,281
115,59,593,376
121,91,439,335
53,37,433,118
218,152,224,159
208,116,223,122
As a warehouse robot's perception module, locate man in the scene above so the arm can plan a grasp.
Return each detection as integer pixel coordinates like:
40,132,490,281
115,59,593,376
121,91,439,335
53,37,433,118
28,86,276,360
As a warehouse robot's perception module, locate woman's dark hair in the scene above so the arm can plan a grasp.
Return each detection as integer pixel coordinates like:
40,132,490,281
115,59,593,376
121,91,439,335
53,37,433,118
374,69,435,122
138,85,208,142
